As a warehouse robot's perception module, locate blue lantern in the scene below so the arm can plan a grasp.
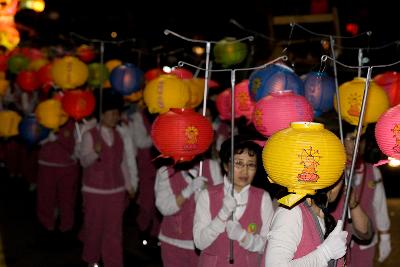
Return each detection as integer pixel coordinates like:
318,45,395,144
304,71,336,117
18,114,50,145
248,63,304,102
110,63,144,96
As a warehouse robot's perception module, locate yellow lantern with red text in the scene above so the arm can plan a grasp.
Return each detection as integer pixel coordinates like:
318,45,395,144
334,77,389,126
51,56,89,90
184,78,205,109
35,99,69,130
262,122,346,207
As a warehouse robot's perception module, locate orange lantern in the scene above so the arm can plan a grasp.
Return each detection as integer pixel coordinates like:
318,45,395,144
0,110,21,138
35,99,69,130
61,89,96,121
76,44,96,63
151,108,214,162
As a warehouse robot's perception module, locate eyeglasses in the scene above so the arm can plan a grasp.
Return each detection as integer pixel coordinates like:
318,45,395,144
233,160,257,170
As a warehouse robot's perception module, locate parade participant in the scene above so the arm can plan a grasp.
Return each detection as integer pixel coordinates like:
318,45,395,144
193,135,274,267
155,154,223,267
79,89,138,267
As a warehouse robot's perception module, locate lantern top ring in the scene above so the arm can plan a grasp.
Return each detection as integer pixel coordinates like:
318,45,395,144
291,122,324,130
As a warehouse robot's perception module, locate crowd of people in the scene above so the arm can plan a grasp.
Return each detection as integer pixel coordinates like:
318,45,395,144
0,77,393,267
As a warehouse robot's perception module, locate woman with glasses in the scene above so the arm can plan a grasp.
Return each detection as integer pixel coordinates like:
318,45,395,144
193,135,274,267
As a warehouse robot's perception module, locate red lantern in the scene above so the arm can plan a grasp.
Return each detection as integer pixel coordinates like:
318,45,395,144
151,108,214,162
170,68,193,80
76,45,96,63
0,54,9,71
16,70,40,92
37,63,53,85
61,89,96,121
374,71,400,107
144,68,164,82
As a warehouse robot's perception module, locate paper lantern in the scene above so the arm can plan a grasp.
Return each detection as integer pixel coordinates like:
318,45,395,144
16,70,40,92
334,77,390,126
0,74,9,96
374,71,400,107
215,79,255,121
151,108,214,162
0,110,21,138
253,91,314,137
18,114,50,145
0,25,20,51
144,68,164,82
262,122,346,207
76,45,96,63
170,67,193,80
110,63,144,96
35,99,69,130
87,63,109,88
375,104,400,164
61,89,96,121
143,74,190,114
37,63,53,86
51,56,89,90
105,59,122,72
248,63,305,102
184,78,205,109
124,90,143,102
7,54,29,74
304,71,336,117
213,37,248,68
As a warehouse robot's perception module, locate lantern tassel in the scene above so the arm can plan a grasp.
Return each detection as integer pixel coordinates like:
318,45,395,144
373,159,389,167
278,193,307,207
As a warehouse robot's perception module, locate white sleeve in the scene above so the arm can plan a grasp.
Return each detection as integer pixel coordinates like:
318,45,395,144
129,112,153,149
208,159,224,185
265,206,327,267
155,166,180,216
117,125,139,191
372,167,390,232
242,192,275,253
193,189,225,250
79,131,99,168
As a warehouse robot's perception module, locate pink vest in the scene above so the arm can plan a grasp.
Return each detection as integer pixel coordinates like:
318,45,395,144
82,127,124,190
355,163,376,228
38,119,76,165
160,159,214,241
198,184,263,267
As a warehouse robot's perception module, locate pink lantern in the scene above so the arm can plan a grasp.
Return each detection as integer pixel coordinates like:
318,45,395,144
375,104,400,165
215,79,255,121
252,90,314,137
374,71,400,107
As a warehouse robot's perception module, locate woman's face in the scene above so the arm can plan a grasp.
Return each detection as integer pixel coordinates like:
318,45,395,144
344,132,366,162
225,148,257,192
101,109,120,128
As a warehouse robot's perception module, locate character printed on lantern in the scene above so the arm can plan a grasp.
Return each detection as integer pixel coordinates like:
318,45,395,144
156,80,164,110
347,93,361,117
298,146,320,182
253,109,263,127
391,123,400,153
185,126,198,145
251,78,261,95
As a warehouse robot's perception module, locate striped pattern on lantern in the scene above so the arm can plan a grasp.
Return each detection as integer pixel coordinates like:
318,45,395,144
375,104,400,161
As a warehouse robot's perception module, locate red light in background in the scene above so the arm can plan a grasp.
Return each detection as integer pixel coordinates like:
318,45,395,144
346,23,359,36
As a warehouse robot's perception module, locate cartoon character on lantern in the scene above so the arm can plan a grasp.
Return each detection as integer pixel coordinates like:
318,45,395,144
391,124,400,153
298,146,320,182
347,93,361,117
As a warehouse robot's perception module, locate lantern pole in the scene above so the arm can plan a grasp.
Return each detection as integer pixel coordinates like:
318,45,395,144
358,48,363,77
98,41,105,122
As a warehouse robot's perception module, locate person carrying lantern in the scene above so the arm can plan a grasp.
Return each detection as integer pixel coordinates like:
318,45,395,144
154,151,224,267
79,89,138,267
193,135,275,267
263,121,374,266
330,123,391,267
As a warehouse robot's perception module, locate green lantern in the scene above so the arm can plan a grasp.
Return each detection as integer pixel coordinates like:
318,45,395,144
213,37,248,68
87,63,109,88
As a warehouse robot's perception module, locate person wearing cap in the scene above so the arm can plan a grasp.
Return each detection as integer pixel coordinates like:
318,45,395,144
193,135,274,267
79,89,138,267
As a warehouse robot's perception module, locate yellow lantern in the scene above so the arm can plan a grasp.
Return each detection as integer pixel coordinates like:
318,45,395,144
35,99,69,130
51,56,89,90
28,58,48,71
124,90,143,102
334,77,389,126
184,78,205,109
0,110,21,138
0,74,9,96
143,74,190,114
262,122,346,207
105,59,122,72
